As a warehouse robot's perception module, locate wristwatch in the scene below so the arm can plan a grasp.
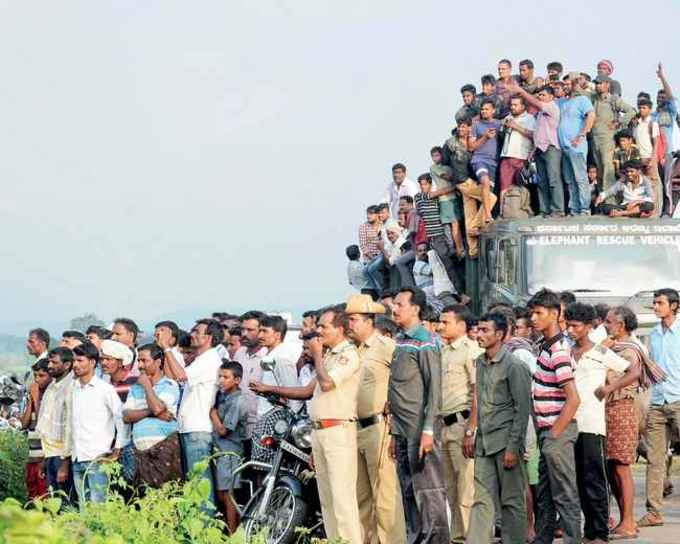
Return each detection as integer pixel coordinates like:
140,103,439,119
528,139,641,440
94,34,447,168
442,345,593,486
464,428,476,438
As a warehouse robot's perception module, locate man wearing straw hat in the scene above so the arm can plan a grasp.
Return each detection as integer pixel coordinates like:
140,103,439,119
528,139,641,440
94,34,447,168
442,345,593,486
346,294,406,544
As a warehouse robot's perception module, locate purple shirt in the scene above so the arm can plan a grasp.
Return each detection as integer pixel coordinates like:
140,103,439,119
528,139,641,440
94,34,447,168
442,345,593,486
534,100,561,152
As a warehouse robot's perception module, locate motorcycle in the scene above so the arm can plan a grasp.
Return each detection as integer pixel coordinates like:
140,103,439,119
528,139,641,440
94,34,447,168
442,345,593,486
232,357,324,544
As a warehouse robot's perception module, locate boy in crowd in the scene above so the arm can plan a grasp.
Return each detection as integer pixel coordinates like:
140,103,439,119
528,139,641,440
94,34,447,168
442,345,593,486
414,173,464,295
21,359,52,500
469,100,502,225
345,244,369,291
456,84,480,123
528,289,582,544
595,160,655,217
429,146,465,258
587,164,601,212
211,361,248,534
613,129,640,180
633,97,663,215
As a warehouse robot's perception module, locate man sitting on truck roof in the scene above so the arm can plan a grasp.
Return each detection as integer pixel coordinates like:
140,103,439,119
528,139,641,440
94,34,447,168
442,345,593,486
594,159,655,217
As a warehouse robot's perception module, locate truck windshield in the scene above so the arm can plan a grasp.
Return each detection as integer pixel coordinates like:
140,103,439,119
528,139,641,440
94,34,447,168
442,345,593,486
524,233,680,296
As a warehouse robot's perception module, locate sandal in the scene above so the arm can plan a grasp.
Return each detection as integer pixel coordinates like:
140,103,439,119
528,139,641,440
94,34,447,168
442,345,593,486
636,513,664,527
609,532,638,540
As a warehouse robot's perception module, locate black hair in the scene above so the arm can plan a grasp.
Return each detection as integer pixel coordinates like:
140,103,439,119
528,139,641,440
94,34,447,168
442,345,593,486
366,205,379,214
538,85,555,96
467,317,479,328
519,59,534,70
638,91,652,101
85,325,111,339
559,291,577,306
564,302,596,324
228,325,242,337
615,128,634,144
460,83,476,95
220,360,243,380
527,288,562,314
301,331,320,341
73,341,100,362
137,343,165,367
392,163,406,173
457,116,473,126
62,330,86,341
178,329,192,349
514,306,531,319
29,328,50,348
547,61,563,73
48,346,74,365
31,357,48,372
654,288,680,314
611,306,638,333
319,305,349,333
380,288,397,299
195,319,225,347
594,304,610,323
399,195,414,204
397,287,427,319
114,318,139,342
498,58,512,68
430,146,444,156
510,94,526,107
260,315,288,339
240,310,266,324
417,173,432,184
346,244,361,261
479,312,509,338
302,310,319,321
480,98,496,110
421,305,439,323
638,98,653,108
481,74,496,86
623,159,643,171
441,304,472,331
155,320,180,343
376,203,389,211
489,305,516,333
375,316,399,338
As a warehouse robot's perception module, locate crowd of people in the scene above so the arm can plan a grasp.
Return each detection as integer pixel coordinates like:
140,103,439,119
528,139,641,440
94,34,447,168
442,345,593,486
17,285,680,544
348,59,680,304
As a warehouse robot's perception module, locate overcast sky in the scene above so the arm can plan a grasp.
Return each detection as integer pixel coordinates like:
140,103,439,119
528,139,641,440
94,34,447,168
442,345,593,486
1,1,679,333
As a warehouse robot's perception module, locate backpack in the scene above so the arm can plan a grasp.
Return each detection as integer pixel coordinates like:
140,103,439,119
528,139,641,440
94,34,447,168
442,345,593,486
501,185,533,219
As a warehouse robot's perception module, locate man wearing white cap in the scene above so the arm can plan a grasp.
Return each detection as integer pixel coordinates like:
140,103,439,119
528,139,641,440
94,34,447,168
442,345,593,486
100,339,137,403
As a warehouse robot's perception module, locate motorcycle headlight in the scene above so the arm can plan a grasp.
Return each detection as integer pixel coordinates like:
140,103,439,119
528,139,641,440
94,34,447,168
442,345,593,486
291,419,313,450
273,419,289,437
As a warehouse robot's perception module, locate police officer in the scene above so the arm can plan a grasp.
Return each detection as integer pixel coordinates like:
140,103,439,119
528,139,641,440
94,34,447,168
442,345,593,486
252,306,363,543
346,294,406,544
438,304,479,543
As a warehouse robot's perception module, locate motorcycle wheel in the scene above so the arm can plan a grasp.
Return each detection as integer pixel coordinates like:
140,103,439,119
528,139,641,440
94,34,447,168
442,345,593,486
242,483,308,544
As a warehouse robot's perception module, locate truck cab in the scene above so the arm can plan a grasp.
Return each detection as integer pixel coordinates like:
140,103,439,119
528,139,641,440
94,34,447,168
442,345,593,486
468,217,680,337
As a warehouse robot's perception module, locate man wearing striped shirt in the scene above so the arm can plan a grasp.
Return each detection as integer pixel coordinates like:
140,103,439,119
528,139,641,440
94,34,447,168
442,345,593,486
528,288,581,544
414,173,464,295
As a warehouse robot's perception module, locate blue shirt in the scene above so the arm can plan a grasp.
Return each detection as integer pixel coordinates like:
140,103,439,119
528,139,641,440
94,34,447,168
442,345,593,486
650,317,680,405
654,97,679,153
472,119,501,162
558,96,594,153
123,377,180,450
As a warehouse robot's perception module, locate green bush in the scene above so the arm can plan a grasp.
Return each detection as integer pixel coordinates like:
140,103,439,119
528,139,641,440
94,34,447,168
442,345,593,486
0,429,28,503
0,459,340,543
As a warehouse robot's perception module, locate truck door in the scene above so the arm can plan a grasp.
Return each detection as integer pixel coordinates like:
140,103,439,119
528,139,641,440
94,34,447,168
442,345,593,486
484,237,519,308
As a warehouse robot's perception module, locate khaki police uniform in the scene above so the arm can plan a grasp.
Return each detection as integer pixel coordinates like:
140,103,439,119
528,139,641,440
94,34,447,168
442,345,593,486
356,332,406,544
309,339,362,544
440,335,478,543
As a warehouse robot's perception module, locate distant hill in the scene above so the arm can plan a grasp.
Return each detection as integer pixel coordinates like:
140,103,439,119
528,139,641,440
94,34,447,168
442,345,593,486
0,334,31,377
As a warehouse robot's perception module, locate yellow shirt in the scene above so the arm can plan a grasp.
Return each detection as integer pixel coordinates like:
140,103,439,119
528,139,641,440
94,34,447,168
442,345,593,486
440,335,477,415
356,333,395,419
310,340,361,420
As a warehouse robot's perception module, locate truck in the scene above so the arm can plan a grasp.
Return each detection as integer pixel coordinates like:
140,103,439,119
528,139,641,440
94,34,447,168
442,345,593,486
467,217,680,337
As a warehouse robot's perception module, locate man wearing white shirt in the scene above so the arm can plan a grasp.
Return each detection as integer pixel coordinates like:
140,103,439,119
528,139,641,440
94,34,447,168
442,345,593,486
172,319,224,507
69,341,127,507
26,328,50,363
233,311,268,437
382,163,419,220
256,316,301,416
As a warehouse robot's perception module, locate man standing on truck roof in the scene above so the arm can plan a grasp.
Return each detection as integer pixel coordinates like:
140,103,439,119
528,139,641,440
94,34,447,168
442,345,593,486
505,80,564,218
591,75,636,193
654,64,679,216
639,288,680,528
528,288,582,544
